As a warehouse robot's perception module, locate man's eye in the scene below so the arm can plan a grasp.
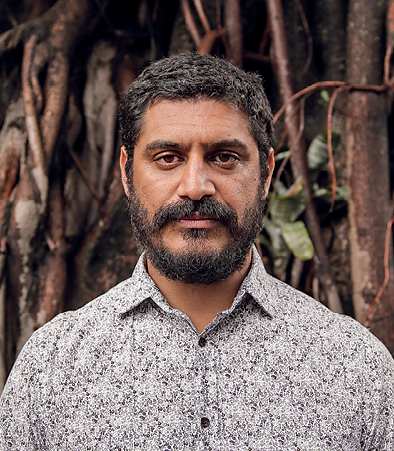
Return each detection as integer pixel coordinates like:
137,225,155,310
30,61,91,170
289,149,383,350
214,153,238,164
155,154,181,165
162,155,176,163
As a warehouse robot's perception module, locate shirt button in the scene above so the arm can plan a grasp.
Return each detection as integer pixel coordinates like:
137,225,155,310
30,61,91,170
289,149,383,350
198,337,206,347
201,417,210,428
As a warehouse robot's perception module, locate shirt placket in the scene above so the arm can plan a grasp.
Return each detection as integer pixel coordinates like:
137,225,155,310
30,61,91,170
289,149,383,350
196,331,219,451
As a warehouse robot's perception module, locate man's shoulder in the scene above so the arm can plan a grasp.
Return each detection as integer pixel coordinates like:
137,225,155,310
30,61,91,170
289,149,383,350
262,272,393,367
24,276,136,355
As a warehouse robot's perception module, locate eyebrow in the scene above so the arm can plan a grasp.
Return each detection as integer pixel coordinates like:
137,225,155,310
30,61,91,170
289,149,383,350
145,141,186,152
144,139,248,152
202,139,248,152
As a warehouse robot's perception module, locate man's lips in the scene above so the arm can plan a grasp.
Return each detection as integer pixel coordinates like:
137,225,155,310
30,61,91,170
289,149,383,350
176,213,219,229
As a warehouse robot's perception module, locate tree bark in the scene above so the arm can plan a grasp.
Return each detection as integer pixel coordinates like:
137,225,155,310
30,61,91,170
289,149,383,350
2,0,394,392
266,0,343,313
346,0,394,352
224,0,243,68
0,0,110,384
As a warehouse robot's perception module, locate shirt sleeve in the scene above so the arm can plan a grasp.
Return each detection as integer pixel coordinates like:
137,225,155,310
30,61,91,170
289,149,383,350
361,336,394,450
0,333,48,451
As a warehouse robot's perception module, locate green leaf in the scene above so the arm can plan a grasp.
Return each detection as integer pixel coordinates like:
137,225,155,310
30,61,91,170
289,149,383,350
263,219,288,257
313,185,348,202
307,130,341,171
263,219,292,279
274,150,290,161
320,90,330,104
280,221,314,261
271,180,288,196
334,185,348,201
269,181,307,225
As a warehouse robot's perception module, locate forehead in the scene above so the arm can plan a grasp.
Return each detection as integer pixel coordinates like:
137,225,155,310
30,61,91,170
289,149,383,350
137,99,257,146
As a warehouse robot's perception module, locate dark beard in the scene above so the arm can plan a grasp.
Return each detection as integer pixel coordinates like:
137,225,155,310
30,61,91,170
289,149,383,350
126,185,266,284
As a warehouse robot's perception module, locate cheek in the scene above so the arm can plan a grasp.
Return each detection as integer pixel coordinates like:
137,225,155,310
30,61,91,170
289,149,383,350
132,163,165,212
237,173,260,203
137,180,176,216
221,186,257,219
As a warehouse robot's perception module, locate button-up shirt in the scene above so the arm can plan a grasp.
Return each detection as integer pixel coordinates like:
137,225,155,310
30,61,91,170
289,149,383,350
1,247,393,450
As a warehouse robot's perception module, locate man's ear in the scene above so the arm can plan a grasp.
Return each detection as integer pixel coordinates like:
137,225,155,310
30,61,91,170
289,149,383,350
263,148,275,197
120,146,130,197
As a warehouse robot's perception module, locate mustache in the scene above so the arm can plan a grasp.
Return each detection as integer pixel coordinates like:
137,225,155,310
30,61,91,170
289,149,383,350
151,198,239,232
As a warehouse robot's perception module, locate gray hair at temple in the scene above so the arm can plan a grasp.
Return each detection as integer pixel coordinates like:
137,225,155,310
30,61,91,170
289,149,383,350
119,52,274,181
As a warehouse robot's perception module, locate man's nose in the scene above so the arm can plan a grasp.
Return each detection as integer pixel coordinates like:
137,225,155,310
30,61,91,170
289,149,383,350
176,158,216,200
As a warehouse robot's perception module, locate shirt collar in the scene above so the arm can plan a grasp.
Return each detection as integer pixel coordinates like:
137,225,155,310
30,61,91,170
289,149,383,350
225,246,276,318
119,246,277,319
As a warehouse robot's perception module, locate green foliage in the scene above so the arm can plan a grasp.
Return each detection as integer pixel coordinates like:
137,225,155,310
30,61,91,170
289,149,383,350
307,130,341,186
269,178,307,224
319,90,330,104
260,129,346,274
281,221,314,261
307,130,341,170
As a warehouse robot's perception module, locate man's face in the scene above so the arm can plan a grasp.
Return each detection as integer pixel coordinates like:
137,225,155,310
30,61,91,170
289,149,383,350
120,99,274,284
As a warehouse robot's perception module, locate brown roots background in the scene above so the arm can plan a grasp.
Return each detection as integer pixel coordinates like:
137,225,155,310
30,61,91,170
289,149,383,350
0,0,394,390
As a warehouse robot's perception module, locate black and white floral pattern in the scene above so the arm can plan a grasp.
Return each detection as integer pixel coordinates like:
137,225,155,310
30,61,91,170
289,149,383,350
1,247,393,450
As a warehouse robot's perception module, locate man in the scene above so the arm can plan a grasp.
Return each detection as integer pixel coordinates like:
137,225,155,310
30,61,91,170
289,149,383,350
1,53,393,450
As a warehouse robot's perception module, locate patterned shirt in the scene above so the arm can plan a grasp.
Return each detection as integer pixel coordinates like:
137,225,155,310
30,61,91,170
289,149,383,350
1,247,393,450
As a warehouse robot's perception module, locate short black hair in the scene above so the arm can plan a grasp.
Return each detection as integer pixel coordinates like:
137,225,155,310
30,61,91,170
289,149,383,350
120,52,273,180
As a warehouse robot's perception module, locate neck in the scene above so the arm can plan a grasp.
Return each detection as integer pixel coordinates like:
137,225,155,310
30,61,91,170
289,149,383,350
146,249,253,334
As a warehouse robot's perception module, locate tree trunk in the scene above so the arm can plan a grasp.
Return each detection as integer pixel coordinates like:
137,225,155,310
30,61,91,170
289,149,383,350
0,0,111,386
2,0,394,394
346,0,394,352
266,0,343,313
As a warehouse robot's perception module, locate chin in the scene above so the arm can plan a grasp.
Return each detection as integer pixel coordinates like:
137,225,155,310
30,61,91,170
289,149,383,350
145,237,252,285
163,234,229,256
